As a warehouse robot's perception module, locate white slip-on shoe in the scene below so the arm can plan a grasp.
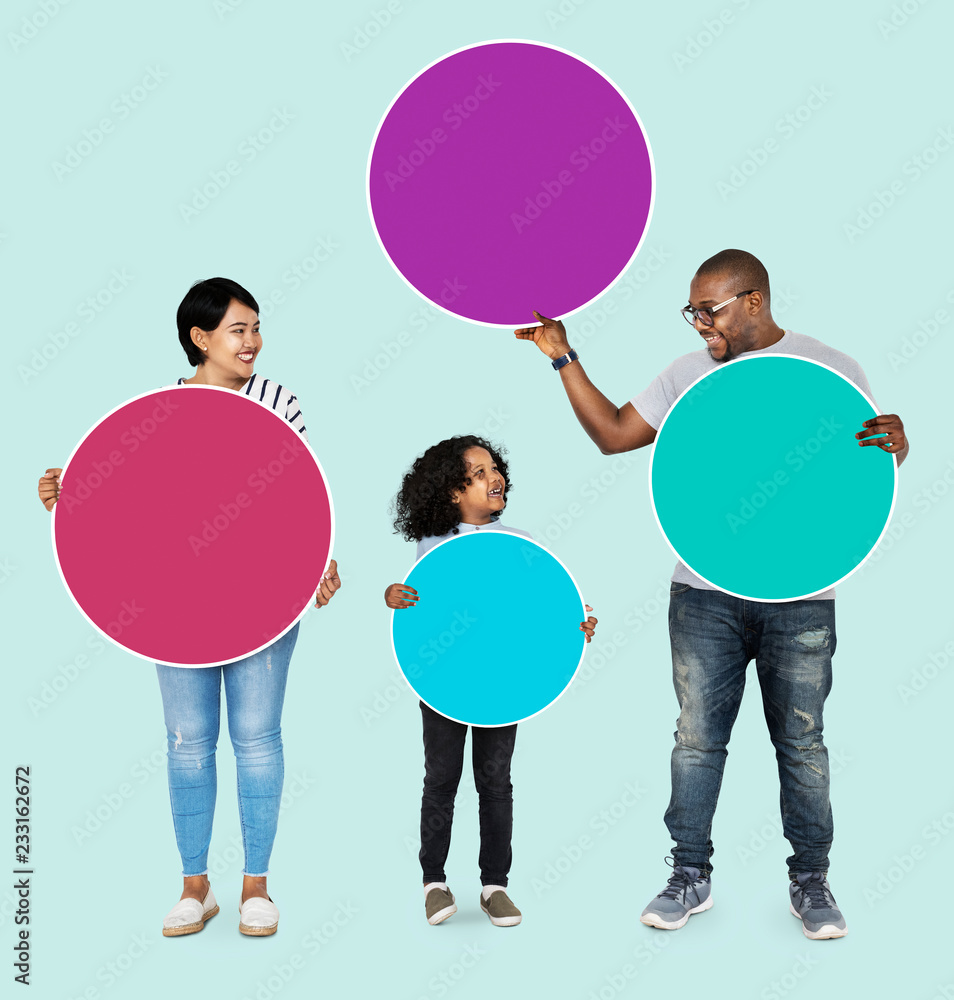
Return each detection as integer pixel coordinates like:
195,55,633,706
162,888,219,937
239,895,279,936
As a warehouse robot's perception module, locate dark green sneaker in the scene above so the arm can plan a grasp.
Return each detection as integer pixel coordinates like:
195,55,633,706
425,886,457,925
480,890,522,927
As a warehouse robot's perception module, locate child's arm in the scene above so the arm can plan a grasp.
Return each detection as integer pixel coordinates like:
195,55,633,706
580,604,598,643
385,583,419,609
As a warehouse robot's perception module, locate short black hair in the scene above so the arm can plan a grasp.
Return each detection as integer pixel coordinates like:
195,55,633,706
695,249,771,305
176,277,260,367
391,435,513,542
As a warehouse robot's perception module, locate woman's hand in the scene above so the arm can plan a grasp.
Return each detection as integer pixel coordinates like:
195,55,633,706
580,605,598,643
313,559,341,608
385,583,419,609
38,468,62,511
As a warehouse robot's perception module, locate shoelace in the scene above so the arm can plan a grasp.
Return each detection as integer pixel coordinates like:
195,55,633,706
658,857,707,902
794,873,835,910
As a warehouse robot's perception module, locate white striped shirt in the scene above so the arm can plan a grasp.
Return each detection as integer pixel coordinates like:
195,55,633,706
175,374,308,443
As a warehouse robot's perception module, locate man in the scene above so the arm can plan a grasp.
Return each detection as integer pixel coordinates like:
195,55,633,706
515,249,908,940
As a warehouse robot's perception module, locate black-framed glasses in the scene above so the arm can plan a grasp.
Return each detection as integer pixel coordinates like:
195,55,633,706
681,290,756,327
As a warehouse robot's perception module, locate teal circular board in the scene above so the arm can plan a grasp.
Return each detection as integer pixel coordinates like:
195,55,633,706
391,532,586,726
649,355,897,601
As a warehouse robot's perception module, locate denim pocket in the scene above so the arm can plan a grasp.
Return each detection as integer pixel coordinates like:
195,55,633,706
669,583,691,595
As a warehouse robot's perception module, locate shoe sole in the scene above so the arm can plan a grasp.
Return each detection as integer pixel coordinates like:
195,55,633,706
789,902,847,939
639,895,712,930
427,903,458,926
239,918,278,937
480,901,522,927
162,904,220,937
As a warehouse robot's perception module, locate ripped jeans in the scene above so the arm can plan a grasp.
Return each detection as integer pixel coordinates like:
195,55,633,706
665,586,835,874
155,623,298,877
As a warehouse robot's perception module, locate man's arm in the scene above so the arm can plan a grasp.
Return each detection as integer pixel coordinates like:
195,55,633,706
515,311,656,455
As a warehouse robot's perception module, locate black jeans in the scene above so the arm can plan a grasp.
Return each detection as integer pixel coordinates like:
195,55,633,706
419,701,517,887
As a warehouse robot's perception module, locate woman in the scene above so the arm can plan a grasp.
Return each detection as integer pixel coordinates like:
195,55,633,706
38,277,340,938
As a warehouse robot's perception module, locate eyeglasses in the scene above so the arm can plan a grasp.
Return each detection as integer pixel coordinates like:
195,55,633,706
681,290,756,327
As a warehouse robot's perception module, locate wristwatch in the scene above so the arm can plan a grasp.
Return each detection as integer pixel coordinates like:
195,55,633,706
551,349,578,370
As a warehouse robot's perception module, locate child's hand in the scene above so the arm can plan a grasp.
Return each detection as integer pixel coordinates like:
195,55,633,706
38,468,62,512
385,583,419,609
580,604,598,643
514,310,572,361
314,559,341,608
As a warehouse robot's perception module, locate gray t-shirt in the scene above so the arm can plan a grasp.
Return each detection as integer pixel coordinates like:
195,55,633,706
630,330,877,601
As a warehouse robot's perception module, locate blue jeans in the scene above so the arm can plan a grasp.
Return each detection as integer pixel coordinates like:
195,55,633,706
155,623,298,877
666,586,835,874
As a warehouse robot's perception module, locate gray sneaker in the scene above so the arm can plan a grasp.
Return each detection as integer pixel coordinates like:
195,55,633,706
789,872,847,939
640,858,713,930
425,886,457,925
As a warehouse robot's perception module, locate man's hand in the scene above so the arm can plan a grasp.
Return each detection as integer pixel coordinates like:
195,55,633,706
314,559,341,608
856,414,908,464
514,310,572,361
38,468,62,511
385,583,419,609
580,605,598,643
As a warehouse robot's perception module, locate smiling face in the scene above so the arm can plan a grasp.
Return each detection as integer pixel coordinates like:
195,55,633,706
451,446,506,524
688,271,763,364
191,298,262,387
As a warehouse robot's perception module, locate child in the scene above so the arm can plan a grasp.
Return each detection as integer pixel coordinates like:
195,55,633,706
385,434,597,927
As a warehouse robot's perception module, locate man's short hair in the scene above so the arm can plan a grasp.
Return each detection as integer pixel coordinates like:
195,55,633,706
695,249,770,305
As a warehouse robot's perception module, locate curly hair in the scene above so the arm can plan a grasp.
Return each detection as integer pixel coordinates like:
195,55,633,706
392,435,512,542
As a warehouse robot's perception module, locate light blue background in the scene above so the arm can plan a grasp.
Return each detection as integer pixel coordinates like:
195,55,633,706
4,1,952,998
